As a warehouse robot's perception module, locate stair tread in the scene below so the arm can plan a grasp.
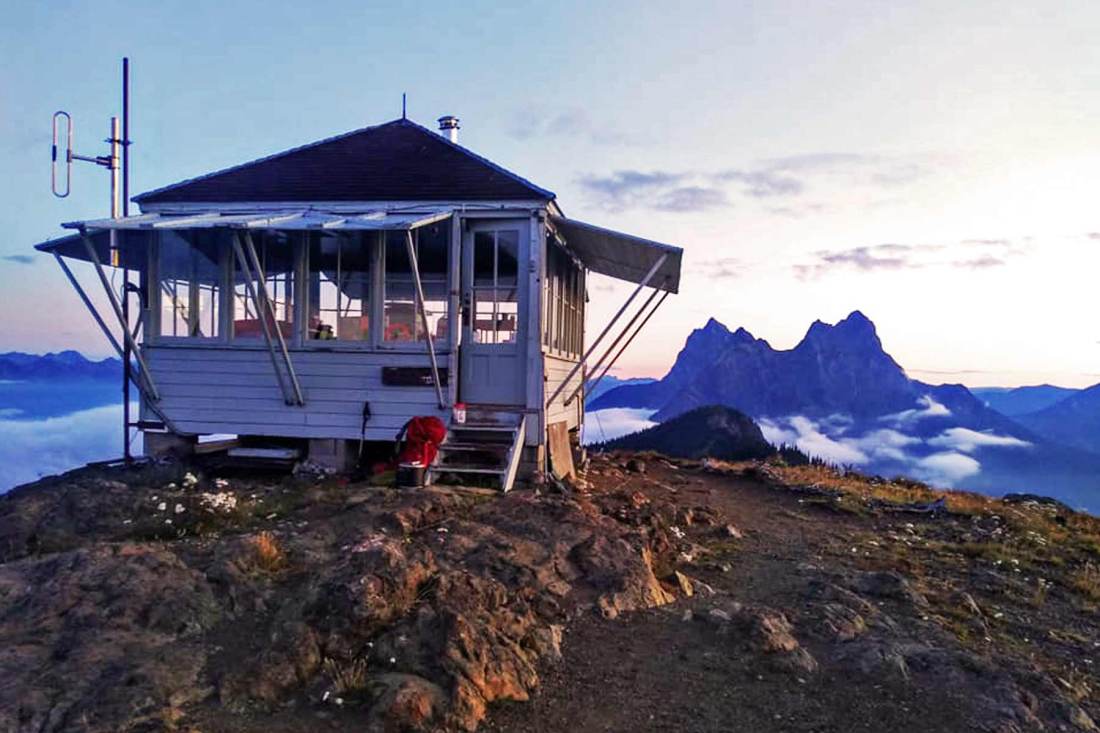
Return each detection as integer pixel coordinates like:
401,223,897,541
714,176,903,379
451,424,517,432
440,443,510,451
429,466,507,476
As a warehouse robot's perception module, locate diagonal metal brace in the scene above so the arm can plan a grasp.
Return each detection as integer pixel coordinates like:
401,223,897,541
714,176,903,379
232,234,303,406
78,231,160,401
406,229,445,408
242,231,305,406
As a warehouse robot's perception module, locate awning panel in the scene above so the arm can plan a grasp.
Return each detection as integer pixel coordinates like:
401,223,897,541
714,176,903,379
60,208,453,232
549,215,682,293
33,208,455,265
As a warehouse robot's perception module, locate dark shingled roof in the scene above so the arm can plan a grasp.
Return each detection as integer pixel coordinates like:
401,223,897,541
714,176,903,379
134,118,554,205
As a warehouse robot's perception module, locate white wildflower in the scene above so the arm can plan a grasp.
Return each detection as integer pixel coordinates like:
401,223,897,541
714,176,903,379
198,492,238,513
174,503,185,514
157,502,167,512
164,518,173,525
182,472,199,488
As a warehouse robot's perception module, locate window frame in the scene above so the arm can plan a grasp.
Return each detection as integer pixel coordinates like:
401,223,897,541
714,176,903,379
303,231,375,348
379,228,452,352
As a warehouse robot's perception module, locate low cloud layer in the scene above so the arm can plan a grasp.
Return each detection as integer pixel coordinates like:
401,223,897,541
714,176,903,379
757,399,1030,488
0,403,138,492
581,408,658,445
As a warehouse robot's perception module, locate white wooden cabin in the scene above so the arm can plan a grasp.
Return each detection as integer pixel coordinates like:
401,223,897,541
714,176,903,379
35,116,682,489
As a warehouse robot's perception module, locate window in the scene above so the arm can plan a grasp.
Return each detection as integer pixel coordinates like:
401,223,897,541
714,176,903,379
472,229,520,345
232,232,295,340
306,234,370,342
157,230,223,339
383,225,450,345
544,242,583,358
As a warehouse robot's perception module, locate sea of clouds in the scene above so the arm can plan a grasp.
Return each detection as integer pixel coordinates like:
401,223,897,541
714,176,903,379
758,395,1031,487
0,402,137,492
585,395,1034,489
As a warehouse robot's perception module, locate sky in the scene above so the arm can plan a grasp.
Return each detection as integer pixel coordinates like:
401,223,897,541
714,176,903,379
2,0,1099,387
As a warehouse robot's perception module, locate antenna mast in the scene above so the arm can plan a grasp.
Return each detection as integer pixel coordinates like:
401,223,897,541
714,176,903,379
50,57,136,463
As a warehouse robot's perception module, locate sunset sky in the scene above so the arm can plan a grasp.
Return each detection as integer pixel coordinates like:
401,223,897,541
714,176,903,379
2,0,1098,387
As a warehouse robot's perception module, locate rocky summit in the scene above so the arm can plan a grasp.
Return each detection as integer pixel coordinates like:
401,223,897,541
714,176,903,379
1,455,1099,732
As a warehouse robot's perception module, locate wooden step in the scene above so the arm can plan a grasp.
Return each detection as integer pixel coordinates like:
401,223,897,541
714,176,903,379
438,442,510,453
430,466,506,477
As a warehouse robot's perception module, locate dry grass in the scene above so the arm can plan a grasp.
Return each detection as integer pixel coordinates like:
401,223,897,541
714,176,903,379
250,531,286,572
323,657,369,695
1069,561,1100,603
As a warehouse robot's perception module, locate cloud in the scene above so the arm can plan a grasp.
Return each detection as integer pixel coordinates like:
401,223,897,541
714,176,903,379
578,171,728,213
881,395,952,426
759,415,869,465
582,408,658,445
844,428,922,462
953,255,1005,269
508,108,633,146
0,403,134,492
757,153,927,188
578,150,928,213
927,428,1031,453
2,254,34,265
912,451,981,486
716,169,804,198
796,237,1021,280
577,170,686,212
653,186,729,212
687,256,744,280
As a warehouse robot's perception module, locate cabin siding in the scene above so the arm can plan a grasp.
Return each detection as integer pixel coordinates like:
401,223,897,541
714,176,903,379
142,345,448,440
544,353,583,431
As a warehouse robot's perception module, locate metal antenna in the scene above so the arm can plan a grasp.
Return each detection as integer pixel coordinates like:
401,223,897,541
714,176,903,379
402,93,407,120
50,57,135,463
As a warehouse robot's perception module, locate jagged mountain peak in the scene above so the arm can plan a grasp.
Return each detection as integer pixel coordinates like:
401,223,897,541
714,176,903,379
799,310,883,351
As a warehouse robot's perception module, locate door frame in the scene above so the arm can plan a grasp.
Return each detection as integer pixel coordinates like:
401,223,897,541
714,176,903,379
458,218,529,405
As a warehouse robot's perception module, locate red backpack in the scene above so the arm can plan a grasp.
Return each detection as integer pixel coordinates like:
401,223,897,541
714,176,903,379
395,416,448,467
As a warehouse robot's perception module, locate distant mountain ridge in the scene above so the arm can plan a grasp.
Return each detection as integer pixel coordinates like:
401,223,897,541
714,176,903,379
0,351,121,382
1015,384,1100,454
590,311,1019,433
972,385,1080,417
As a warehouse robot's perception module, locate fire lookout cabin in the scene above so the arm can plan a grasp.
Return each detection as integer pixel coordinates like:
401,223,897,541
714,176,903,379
34,115,683,490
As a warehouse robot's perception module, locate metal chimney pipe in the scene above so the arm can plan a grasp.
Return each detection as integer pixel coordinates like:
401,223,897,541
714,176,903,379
437,115,460,144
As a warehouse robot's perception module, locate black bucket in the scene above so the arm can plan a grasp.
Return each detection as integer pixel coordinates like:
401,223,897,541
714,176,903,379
396,462,426,489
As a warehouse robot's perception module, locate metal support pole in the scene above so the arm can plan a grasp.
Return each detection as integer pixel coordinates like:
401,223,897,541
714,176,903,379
406,229,445,408
232,235,295,405
242,231,305,406
566,290,670,408
122,57,132,462
570,286,661,403
546,252,668,406
79,231,159,401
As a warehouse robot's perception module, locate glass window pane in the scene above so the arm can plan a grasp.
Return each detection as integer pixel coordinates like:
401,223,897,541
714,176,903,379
496,230,519,287
384,234,416,342
233,232,295,340
308,234,370,342
158,230,222,339
473,231,495,287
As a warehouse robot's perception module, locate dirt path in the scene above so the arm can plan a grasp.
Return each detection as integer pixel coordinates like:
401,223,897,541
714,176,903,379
485,460,1081,732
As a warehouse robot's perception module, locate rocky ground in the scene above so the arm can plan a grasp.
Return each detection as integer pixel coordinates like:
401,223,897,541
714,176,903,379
0,453,1097,732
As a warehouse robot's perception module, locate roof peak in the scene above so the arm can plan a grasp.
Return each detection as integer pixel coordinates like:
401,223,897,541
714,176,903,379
134,117,554,206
